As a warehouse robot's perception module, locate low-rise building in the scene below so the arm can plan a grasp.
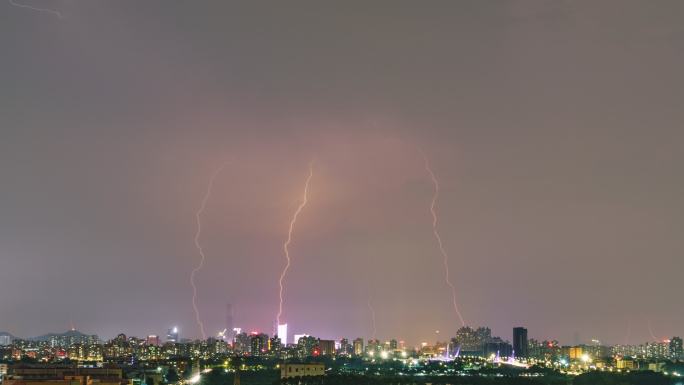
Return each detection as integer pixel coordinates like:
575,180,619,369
615,358,638,370
280,363,324,379
4,366,127,385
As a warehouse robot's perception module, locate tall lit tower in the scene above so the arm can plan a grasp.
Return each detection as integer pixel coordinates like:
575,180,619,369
277,323,288,346
671,337,683,360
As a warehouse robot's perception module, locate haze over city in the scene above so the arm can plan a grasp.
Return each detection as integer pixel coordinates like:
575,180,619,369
1,0,683,349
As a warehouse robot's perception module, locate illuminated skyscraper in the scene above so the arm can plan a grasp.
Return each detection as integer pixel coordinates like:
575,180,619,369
670,337,682,359
296,336,319,357
513,327,528,358
339,338,351,355
250,333,269,356
277,323,288,346
269,336,282,354
166,327,179,343
353,338,364,356
234,332,250,353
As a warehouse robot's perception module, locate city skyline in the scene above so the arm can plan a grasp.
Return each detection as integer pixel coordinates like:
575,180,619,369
0,316,678,349
1,324,681,364
1,324,680,350
2,323,681,384
2,1,684,347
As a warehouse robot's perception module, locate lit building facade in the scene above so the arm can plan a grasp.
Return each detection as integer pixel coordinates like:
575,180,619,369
353,338,364,356
276,324,288,346
249,333,269,357
280,363,324,379
146,335,160,346
452,326,492,356
318,340,335,356
670,337,683,359
166,328,179,343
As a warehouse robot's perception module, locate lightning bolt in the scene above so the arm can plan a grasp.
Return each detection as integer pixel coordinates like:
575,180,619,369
191,163,227,340
423,152,466,327
367,296,377,340
276,162,313,326
8,0,62,18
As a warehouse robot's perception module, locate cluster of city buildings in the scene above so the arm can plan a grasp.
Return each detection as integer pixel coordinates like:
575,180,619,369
1,324,683,383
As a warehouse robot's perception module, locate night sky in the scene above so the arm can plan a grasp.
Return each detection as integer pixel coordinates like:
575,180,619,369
1,1,683,346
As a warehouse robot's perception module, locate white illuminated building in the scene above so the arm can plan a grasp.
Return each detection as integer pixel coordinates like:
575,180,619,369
277,323,288,346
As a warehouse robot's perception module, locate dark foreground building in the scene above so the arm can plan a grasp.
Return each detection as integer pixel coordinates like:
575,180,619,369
513,327,528,358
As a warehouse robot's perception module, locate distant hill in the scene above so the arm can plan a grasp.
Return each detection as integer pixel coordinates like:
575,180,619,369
29,329,88,342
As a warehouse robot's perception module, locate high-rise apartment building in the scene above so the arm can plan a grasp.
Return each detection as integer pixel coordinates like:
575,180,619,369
670,337,683,359
513,327,529,358
249,333,269,356
353,338,364,356
318,340,335,356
